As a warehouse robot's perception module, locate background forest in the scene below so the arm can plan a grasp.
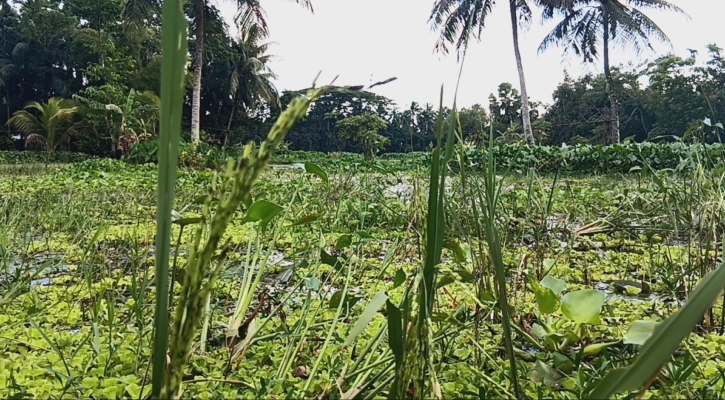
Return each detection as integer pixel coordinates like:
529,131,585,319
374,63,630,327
2,0,724,159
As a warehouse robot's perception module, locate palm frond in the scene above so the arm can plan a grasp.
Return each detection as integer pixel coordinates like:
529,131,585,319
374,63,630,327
7,111,41,134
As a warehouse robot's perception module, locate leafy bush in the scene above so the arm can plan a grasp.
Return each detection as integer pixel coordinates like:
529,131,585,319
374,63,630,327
463,142,725,174
126,141,725,174
0,151,93,164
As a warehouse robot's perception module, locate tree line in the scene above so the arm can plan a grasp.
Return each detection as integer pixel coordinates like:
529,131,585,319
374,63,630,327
0,0,720,160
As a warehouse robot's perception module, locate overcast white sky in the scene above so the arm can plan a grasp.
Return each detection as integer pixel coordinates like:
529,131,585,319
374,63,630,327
217,0,725,109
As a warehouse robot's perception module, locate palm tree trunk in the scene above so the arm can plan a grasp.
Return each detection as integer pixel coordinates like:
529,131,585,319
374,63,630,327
509,0,535,146
190,0,204,145
224,102,236,147
602,9,620,144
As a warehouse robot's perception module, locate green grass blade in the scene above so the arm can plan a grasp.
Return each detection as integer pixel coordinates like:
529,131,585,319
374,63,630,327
151,0,188,395
343,290,388,347
588,249,725,399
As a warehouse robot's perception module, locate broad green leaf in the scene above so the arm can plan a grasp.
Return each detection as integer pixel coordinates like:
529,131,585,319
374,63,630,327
623,320,658,346
329,291,361,310
240,200,284,230
343,291,388,347
561,290,604,325
528,360,560,387
529,274,560,314
356,230,374,239
443,238,468,263
393,268,406,288
305,277,320,291
553,352,573,374
320,249,342,271
335,234,352,250
304,162,328,185
541,275,567,296
588,262,725,399
386,300,404,367
292,213,322,226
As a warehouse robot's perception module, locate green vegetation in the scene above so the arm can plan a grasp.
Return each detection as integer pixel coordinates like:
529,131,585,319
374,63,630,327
3,0,725,398
0,0,723,157
3,143,725,398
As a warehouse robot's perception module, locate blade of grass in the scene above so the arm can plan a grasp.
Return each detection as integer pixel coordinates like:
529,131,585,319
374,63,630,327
151,0,188,394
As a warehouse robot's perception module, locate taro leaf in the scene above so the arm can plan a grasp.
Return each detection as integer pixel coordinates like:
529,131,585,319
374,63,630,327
335,234,352,251
304,162,328,185
588,262,725,399
393,268,406,288
292,213,322,226
240,200,284,230
583,341,618,356
541,275,567,296
329,290,362,310
529,274,560,314
320,249,342,271
561,290,605,325
623,321,658,346
528,360,560,387
343,291,388,347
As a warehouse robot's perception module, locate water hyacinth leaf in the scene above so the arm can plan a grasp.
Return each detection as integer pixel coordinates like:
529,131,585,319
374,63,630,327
561,290,605,325
532,323,548,339
541,275,567,296
393,268,406,288
305,277,320,291
304,162,328,185
343,291,388,347
553,352,573,374
529,274,560,314
292,213,322,226
335,234,352,251
528,360,560,387
240,200,284,230
623,321,658,346
588,262,725,399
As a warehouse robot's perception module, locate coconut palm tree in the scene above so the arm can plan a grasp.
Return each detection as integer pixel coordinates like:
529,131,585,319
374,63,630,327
7,98,79,160
187,0,312,145
429,0,537,145
538,0,687,144
222,10,280,145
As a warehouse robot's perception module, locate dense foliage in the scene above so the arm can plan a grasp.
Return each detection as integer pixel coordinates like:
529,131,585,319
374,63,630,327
2,152,725,398
1,0,724,157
